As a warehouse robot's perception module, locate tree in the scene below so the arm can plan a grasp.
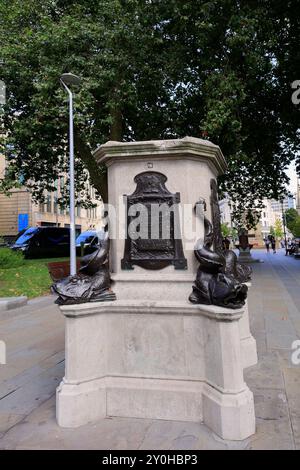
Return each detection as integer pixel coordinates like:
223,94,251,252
291,218,300,238
0,1,299,219
221,222,231,238
285,208,298,230
274,218,284,239
285,208,300,237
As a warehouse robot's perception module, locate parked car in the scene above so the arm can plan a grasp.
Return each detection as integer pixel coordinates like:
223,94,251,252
11,226,70,259
75,230,105,255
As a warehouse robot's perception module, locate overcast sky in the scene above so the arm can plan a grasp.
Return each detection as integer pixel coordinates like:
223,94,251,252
286,161,298,195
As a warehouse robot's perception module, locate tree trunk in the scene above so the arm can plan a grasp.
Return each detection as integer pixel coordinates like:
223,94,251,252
74,133,108,203
109,105,123,141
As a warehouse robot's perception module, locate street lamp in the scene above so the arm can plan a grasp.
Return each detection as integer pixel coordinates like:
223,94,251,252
280,199,288,255
60,73,81,276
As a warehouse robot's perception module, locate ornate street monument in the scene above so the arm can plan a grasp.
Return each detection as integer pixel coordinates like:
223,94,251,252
55,137,257,440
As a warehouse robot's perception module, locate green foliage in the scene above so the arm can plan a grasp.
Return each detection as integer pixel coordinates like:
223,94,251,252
221,222,231,238
0,1,299,223
274,218,283,239
285,208,298,229
0,247,25,269
285,208,300,237
291,218,300,238
221,222,238,239
269,226,275,237
230,227,238,241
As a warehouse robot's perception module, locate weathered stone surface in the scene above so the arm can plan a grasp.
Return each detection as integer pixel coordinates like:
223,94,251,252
57,299,255,440
282,368,300,449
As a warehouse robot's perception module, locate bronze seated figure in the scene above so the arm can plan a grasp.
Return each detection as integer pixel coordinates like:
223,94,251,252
52,232,116,305
189,213,248,309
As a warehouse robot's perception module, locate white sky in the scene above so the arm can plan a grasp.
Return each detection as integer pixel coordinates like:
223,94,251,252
286,161,298,195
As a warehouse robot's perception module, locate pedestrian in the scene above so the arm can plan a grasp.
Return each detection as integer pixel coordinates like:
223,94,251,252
286,238,292,256
270,235,276,254
264,237,270,253
222,237,230,250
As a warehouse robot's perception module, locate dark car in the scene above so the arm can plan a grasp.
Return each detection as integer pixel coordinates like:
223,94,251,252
11,226,70,259
75,230,105,255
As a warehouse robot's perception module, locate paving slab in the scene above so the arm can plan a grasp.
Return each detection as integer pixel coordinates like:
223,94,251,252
282,367,300,449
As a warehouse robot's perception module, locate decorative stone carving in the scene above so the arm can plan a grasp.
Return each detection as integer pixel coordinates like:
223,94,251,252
52,232,116,305
121,171,187,270
210,179,252,283
189,199,248,309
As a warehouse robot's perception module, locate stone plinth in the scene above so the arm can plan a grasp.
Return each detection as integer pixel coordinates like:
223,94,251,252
238,247,261,264
57,300,255,441
239,284,258,369
56,137,256,441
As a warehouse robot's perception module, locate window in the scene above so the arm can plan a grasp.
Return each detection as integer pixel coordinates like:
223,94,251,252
53,181,58,214
46,194,52,213
76,204,81,217
15,227,39,246
53,196,58,214
60,176,64,193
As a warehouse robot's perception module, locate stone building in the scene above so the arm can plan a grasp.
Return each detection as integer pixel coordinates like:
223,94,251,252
296,178,300,215
219,195,295,248
260,197,295,241
0,153,103,240
219,197,232,226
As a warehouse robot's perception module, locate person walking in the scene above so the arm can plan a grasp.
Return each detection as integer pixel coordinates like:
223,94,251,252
270,235,276,254
264,237,270,253
286,238,292,256
222,237,230,251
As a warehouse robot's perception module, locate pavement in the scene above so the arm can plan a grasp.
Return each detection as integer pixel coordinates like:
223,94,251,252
0,248,300,450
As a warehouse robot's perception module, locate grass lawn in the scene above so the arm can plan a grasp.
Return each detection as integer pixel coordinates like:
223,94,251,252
0,257,69,299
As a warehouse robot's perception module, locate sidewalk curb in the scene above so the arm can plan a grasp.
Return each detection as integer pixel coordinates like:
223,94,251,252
0,296,28,313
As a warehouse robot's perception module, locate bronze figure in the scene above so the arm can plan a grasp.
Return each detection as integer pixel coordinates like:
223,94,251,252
52,232,116,305
189,199,248,309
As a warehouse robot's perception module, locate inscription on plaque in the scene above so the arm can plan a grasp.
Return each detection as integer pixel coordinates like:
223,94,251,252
121,171,187,270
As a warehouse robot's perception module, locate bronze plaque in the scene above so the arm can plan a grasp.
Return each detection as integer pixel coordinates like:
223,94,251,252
121,171,187,270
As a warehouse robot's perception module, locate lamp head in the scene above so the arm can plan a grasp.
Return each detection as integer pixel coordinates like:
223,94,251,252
60,73,81,87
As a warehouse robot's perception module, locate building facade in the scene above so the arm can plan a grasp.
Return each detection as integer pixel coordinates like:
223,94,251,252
219,195,295,248
219,197,232,227
0,154,103,240
260,197,295,242
296,178,300,215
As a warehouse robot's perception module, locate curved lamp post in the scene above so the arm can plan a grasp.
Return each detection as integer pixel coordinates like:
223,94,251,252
60,73,81,276
280,199,288,254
